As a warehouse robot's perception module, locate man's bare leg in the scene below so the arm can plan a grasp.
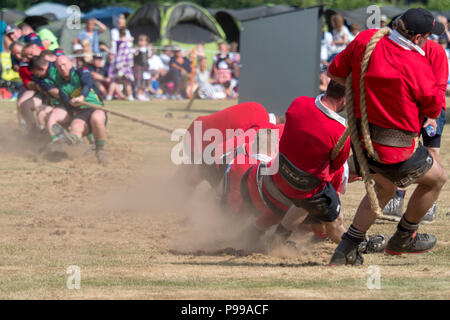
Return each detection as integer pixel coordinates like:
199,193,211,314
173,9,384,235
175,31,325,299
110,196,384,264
47,108,70,139
37,105,53,130
402,159,447,223
324,213,346,244
17,90,35,125
331,160,447,265
21,96,42,131
352,174,397,232
90,110,108,164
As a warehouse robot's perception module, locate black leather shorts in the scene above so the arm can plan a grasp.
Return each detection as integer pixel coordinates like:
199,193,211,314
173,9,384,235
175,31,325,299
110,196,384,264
352,143,433,188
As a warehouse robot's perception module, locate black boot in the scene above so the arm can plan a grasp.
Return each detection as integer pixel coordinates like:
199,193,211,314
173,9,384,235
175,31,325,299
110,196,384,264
329,233,364,266
386,229,436,255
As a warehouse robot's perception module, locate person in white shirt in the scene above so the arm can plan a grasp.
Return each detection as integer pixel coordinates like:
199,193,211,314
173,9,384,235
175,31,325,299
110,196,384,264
321,25,333,67
110,14,133,56
330,14,350,59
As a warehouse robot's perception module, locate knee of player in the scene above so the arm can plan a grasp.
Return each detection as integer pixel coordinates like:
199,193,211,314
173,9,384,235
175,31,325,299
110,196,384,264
436,166,448,188
375,181,396,199
92,111,106,123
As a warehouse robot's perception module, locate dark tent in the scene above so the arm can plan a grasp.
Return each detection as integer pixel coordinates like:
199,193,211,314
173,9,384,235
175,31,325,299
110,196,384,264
22,15,51,30
209,5,296,46
210,5,296,21
213,11,240,44
127,3,162,43
163,2,225,44
84,7,134,29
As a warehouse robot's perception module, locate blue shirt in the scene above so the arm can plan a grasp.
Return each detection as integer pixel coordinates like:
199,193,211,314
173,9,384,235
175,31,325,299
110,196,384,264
77,30,100,53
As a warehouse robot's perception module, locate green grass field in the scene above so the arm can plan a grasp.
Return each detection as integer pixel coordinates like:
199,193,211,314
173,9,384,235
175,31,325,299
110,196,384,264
0,98,449,299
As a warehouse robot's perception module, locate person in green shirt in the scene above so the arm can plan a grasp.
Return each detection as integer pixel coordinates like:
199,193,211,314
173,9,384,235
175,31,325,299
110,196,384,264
37,28,60,51
31,55,108,164
56,55,108,164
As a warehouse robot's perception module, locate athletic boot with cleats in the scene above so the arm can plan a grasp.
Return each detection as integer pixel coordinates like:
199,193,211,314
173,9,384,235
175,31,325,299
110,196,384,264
329,234,364,266
52,123,77,145
359,234,388,254
382,190,405,221
386,230,436,255
421,202,437,224
96,149,108,165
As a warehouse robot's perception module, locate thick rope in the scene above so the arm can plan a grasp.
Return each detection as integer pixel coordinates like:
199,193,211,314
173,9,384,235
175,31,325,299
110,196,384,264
342,28,393,219
359,28,392,162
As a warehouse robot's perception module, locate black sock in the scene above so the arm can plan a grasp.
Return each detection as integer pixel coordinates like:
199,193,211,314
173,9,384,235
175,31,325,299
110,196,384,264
398,215,418,233
344,224,366,244
274,224,292,241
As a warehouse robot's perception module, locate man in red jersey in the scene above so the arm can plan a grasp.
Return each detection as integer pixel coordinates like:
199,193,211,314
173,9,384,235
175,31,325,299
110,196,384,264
383,20,449,222
246,80,352,247
179,102,281,190
327,8,447,265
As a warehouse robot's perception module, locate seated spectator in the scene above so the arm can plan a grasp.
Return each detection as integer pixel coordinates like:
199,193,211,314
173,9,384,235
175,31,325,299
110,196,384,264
348,23,361,42
148,47,166,99
106,27,134,101
81,38,94,65
89,53,110,99
133,35,152,101
329,14,350,61
195,57,226,100
74,18,107,54
160,46,191,99
159,45,173,72
195,42,206,60
212,42,233,84
72,43,84,68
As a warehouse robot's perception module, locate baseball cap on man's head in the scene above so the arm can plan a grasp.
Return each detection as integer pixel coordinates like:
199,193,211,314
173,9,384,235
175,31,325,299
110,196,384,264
401,8,444,35
5,24,18,35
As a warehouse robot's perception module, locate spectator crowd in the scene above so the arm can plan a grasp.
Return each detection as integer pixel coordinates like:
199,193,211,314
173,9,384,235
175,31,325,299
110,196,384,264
0,14,240,101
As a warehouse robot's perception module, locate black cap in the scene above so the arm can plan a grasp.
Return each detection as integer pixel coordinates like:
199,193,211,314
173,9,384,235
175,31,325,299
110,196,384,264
93,53,103,59
401,8,444,36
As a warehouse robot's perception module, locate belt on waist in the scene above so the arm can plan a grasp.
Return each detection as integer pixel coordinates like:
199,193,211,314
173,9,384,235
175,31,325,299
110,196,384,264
277,153,322,191
262,173,292,208
356,121,417,148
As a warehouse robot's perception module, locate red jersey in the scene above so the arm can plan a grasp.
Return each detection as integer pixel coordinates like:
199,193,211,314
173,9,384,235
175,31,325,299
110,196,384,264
423,40,448,108
18,64,33,89
185,102,270,159
269,96,350,200
329,29,444,164
222,124,285,230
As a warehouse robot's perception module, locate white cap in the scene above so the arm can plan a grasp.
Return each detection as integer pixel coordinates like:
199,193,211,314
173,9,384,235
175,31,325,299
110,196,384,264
72,43,83,52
